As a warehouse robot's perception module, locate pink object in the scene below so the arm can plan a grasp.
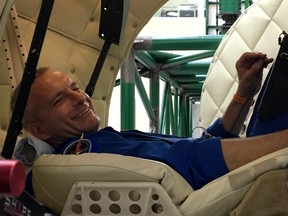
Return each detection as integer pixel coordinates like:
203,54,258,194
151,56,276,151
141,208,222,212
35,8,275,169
0,160,26,197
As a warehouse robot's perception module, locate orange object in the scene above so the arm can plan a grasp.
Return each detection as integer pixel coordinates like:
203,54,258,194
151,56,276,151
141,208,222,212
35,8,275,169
233,94,246,105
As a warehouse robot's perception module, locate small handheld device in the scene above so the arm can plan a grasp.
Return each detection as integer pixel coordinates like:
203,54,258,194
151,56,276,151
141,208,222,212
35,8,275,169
257,31,288,121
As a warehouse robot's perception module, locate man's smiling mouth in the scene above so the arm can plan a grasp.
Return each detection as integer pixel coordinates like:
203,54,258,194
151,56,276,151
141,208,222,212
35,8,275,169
74,107,90,119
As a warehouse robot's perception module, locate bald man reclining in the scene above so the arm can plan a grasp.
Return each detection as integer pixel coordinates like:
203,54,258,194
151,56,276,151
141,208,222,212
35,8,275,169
13,52,288,191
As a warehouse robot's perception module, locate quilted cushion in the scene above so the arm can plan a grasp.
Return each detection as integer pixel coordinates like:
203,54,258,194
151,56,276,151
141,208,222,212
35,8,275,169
199,0,288,136
0,0,168,131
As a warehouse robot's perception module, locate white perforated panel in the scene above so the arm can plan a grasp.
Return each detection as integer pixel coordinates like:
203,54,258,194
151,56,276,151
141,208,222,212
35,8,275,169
199,0,288,135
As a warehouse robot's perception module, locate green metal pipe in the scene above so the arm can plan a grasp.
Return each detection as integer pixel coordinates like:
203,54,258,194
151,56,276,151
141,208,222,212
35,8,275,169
121,83,135,130
187,98,191,136
152,35,222,51
161,50,215,69
135,51,158,71
134,35,223,51
135,70,157,124
178,93,187,137
165,90,170,135
184,83,204,90
160,84,169,134
171,76,205,83
165,62,210,75
160,71,180,90
188,98,193,137
244,0,252,8
150,70,160,133
168,88,176,135
205,0,209,34
174,88,179,135
121,51,136,131
148,51,181,62
219,0,241,14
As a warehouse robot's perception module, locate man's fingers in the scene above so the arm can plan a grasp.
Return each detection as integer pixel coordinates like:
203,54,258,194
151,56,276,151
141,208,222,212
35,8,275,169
236,52,268,68
250,58,272,75
263,57,274,68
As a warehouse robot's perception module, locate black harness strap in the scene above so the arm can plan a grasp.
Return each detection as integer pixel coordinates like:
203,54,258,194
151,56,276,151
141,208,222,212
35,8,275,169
85,40,112,97
85,0,128,97
1,0,55,159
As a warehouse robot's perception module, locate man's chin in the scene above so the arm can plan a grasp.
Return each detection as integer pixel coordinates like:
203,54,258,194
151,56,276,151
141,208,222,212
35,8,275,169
80,123,100,133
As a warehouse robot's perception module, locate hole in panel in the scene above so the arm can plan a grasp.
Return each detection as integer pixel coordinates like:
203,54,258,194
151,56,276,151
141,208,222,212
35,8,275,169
109,204,121,214
129,190,141,201
90,204,101,214
71,204,82,214
74,194,81,201
152,194,159,201
151,203,163,214
108,190,120,201
129,204,141,214
90,190,101,201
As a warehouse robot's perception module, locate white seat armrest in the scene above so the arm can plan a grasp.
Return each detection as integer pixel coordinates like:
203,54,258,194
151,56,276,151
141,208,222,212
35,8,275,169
32,153,193,215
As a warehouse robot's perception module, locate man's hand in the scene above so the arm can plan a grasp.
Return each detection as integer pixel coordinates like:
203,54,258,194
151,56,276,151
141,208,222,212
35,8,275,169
236,52,273,99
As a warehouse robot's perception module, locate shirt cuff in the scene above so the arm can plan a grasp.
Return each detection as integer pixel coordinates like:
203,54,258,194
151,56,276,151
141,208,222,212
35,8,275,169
206,118,239,139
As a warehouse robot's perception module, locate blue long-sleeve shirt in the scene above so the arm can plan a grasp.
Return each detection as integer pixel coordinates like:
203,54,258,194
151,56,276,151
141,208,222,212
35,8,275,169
56,118,236,189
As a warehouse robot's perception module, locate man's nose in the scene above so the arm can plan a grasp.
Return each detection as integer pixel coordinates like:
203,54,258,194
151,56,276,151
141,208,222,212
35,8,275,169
69,90,86,105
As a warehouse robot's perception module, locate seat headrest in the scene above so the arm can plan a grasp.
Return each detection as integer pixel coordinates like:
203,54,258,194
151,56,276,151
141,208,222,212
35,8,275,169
14,135,55,166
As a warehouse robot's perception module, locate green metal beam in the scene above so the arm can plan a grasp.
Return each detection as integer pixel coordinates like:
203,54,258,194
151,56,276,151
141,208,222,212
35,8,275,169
172,76,205,83
149,70,160,133
160,71,180,90
174,88,179,135
121,51,136,131
134,35,223,51
135,70,157,124
165,61,210,75
135,51,158,71
160,84,169,134
161,50,215,69
148,51,181,63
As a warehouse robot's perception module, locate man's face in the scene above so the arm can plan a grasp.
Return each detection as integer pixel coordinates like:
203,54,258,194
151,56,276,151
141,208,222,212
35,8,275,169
28,70,101,142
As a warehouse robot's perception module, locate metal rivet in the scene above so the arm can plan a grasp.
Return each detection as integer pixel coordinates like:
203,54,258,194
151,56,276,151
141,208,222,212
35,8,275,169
110,66,114,71
71,68,76,74
102,96,106,100
133,23,138,28
1,125,7,130
90,17,95,22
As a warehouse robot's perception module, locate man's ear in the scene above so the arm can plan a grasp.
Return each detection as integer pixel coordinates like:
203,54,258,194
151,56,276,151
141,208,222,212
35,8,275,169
26,123,51,140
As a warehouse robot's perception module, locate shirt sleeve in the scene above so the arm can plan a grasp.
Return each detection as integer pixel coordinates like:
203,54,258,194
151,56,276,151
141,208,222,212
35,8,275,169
205,118,239,139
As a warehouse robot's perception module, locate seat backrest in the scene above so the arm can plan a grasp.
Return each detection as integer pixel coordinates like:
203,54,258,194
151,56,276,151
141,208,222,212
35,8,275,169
199,0,288,136
0,0,168,132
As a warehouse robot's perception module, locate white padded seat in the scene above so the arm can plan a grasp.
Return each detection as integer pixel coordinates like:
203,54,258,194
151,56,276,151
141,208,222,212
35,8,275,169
0,0,168,131
33,148,288,216
2,0,288,215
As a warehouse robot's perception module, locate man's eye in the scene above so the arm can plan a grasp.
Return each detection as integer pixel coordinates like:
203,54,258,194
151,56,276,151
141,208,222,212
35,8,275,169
72,85,81,92
53,98,62,106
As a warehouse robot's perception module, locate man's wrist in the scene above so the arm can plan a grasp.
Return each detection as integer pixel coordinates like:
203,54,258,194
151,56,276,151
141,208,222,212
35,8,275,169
233,94,255,106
